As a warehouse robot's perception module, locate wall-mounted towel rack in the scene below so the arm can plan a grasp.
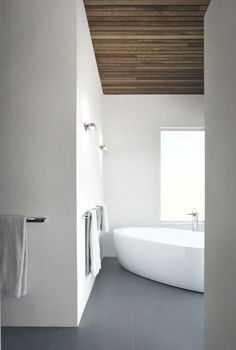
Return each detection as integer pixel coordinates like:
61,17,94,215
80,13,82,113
82,206,101,218
26,217,47,223
82,211,92,275
82,206,103,275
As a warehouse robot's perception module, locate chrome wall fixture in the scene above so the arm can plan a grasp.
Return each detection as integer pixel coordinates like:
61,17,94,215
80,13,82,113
84,122,97,132
26,217,47,223
83,123,107,151
99,144,107,151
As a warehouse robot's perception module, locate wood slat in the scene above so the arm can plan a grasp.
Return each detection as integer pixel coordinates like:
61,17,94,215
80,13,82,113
84,0,210,94
100,71,204,77
92,34,204,39
102,78,203,81
93,38,204,42
87,15,204,22
90,26,204,31
94,43,204,48
96,57,204,62
87,10,207,17
95,52,204,56
94,45,204,49
84,1,209,6
103,88,204,94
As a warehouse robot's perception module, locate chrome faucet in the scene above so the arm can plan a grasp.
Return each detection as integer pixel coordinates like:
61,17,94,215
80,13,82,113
187,210,199,231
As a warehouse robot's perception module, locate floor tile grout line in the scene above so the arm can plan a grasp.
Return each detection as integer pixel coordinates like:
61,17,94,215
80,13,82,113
186,293,204,326
131,294,135,350
49,328,62,350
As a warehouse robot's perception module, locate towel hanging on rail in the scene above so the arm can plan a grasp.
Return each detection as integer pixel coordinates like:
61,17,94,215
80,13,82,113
0,216,28,298
83,206,108,277
0,215,46,298
90,210,101,277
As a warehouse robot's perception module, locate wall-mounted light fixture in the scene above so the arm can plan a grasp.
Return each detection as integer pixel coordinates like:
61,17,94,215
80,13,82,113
99,144,107,151
84,122,97,132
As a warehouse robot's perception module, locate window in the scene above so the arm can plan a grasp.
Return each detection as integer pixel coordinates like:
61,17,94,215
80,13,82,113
160,129,205,222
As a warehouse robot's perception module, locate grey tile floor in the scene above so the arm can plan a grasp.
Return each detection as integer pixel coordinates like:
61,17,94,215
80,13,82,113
2,258,204,350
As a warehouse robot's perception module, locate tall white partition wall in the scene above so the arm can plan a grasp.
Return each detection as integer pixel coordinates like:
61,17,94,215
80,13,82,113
205,0,236,348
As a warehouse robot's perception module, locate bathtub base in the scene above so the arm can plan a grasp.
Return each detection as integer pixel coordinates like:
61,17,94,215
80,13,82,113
113,227,204,293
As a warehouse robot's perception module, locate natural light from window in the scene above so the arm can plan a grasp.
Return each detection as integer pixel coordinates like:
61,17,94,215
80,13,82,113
161,129,205,222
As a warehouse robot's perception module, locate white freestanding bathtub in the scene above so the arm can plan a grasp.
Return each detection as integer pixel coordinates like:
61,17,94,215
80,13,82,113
113,227,204,292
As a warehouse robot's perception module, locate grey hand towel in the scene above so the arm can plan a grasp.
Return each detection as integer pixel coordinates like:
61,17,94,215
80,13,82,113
0,216,28,298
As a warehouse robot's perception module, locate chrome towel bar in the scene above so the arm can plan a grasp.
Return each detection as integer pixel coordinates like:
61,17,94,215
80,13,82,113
82,206,102,219
26,217,47,223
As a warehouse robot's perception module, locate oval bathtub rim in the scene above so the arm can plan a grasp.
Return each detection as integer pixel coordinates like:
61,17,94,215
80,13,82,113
113,226,204,249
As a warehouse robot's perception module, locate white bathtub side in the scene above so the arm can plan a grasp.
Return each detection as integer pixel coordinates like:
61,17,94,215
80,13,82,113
113,229,204,292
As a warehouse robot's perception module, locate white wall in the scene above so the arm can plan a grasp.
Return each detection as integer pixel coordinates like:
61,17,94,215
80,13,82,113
0,0,2,341
205,1,236,348
76,0,104,324
0,0,104,327
103,95,204,256
0,0,78,326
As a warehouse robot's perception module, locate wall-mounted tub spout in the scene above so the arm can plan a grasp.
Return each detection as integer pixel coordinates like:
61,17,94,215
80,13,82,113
187,210,199,231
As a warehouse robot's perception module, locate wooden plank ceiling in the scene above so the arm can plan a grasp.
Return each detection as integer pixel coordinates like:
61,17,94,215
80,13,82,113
84,0,210,94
